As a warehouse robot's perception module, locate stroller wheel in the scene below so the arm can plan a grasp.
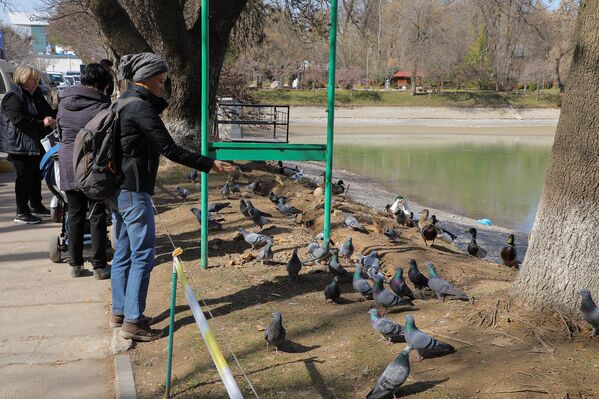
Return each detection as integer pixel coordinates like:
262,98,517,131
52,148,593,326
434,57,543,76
49,235,62,263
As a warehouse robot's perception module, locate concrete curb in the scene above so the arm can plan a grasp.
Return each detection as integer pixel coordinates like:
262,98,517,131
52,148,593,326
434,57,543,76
114,354,138,399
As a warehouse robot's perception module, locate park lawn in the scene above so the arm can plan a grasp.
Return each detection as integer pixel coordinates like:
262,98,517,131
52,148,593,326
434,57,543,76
254,88,561,108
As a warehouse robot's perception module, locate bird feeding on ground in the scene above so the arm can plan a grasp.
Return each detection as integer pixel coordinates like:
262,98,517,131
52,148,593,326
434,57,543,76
207,202,231,213
373,276,414,309
256,241,274,266
339,237,354,260
404,314,456,361
426,262,469,301
579,289,599,337
286,248,302,279
353,264,374,300
238,228,272,249
324,276,341,302
344,212,368,233
407,259,429,299
264,311,286,353
176,186,191,201
390,267,415,300
368,308,405,344
366,345,412,399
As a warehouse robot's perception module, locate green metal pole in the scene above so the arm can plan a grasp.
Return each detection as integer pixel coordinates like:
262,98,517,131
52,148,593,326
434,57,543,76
164,265,178,398
200,0,209,269
323,0,338,252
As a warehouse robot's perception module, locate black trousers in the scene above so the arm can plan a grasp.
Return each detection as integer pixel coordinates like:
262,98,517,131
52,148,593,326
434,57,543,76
9,153,43,215
65,190,108,268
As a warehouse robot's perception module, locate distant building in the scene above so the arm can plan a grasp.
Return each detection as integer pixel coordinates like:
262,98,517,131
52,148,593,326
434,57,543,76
390,70,426,89
5,12,82,73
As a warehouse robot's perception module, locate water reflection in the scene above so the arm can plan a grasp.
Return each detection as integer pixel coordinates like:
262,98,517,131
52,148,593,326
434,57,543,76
331,136,552,232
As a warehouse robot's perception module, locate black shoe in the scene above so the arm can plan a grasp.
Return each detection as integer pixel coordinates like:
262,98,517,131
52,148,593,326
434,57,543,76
14,213,42,225
93,266,111,280
31,206,51,217
70,265,84,278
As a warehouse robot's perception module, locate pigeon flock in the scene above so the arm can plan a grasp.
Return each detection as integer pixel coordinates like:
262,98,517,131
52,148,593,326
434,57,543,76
175,162,598,398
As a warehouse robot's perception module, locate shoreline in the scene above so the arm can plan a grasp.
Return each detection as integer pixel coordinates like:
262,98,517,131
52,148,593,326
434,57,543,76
295,160,530,265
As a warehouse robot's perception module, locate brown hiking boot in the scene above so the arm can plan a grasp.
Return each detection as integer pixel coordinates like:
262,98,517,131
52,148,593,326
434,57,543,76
110,314,153,328
119,320,163,342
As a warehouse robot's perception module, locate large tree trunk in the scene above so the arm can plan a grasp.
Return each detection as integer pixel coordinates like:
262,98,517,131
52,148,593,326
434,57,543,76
88,0,248,147
511,1,599,314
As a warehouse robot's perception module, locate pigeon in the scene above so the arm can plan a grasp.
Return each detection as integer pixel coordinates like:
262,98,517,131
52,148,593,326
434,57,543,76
315,232,335,247
366,345,412,399
302,244,330,265
264,311,286,353
276,198,302,217
221,182,231,198
404,315,455,360
427,262,469,301
328,249,349,279
290,169,304,181
389,267,415,300
500,234,519,267
418,209,437,246
256,241,274,266
245,200,272,218
229,179,241,193
361,251,381,269
239,199,250,217
467,227,487,258
307,241,321,254
268,191,287,204
207,202,231,213
407,259,429,299
324,276,341,302
384,227,400,242
339,237,354,260
176,186,191,201
245,181,260,193
431,215,457,243
238,228,272,249
368,308,405,343
373,276,414,309
344,212,368,233
249,207,271,230
286,248,302,279
187,169,198,183
579,289,599,337
353,264,373,300
189,208,223,230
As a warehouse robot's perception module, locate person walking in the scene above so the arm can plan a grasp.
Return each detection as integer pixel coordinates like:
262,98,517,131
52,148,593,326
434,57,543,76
0,65,55,224
111,52,234,341
57,64,113,279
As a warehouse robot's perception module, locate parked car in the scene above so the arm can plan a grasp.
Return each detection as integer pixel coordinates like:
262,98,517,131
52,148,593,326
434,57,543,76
0,59,15,103
47,72,64,87
39,72,59,108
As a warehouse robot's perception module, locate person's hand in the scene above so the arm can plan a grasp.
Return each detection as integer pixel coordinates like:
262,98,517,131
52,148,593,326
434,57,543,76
211,160,236,174
43,116,56,128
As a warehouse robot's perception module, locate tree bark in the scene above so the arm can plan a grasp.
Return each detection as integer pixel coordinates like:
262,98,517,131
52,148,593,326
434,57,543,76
511,1,599,314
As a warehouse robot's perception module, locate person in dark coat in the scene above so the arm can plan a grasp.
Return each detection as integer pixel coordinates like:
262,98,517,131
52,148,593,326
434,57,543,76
0,65,55,224
57,64,112,279
110,52,235,341
99,58,115,98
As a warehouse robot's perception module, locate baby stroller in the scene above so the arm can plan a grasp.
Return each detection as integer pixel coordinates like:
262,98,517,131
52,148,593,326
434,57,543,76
40,130,114,263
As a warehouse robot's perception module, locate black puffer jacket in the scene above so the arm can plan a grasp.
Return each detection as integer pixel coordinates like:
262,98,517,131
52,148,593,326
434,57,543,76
0,85,54,155
117,85,214,195
57,85,110,191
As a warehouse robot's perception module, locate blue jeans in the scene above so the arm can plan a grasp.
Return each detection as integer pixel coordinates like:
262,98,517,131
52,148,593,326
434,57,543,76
110,189,155,323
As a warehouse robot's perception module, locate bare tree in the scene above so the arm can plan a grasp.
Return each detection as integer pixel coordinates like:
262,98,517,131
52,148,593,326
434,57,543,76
511,0,599,314
1,24,32,63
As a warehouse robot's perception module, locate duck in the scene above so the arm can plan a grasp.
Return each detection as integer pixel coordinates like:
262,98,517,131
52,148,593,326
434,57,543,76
431,215,457,243
500,234,519,267
418,209,437,246
405,212,417,228
467,227,487,258
332,179,346,195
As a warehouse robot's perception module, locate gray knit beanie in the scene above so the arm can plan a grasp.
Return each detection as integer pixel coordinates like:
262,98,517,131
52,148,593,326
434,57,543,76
118,52,168,82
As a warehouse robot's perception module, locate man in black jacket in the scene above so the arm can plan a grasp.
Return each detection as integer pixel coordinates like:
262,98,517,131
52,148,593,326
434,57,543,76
111,53,234,341
0,65,55,224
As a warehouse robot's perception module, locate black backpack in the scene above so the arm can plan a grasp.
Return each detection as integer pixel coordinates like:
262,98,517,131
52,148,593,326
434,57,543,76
73,97,141,200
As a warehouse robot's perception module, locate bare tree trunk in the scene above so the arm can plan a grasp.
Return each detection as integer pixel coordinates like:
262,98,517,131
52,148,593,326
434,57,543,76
511,1,599,314
410,56,418,96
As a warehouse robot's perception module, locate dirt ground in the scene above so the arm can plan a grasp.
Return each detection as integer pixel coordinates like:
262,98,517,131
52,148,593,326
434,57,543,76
123,161,598,399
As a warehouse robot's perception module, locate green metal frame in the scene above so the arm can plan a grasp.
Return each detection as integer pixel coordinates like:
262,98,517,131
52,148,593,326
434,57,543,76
165,0,338,394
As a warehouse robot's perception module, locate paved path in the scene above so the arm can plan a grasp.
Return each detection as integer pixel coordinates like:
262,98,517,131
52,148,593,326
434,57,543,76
0,160,113,399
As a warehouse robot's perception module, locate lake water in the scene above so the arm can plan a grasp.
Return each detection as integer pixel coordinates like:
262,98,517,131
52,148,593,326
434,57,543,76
293,127,555,232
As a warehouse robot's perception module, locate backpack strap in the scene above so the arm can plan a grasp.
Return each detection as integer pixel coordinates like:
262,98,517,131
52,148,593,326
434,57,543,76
114,96,144,113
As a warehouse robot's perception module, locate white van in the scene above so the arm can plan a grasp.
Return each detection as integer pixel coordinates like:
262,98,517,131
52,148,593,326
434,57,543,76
0,60,15,103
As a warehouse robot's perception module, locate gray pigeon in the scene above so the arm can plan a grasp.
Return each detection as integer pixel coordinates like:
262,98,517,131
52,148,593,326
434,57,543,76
229,180,241,193
176,186,191,201
366,345,412,399
361,251,381,269
302,244,330,265
353,264,373,299
324,276,341,302
239,199,250,217
373,276,414,309
404,315,455,360
328,249,349,279
389,268,415,300
344,212,368,233
245,200,272,218
187,169,198,183
307,241,321,254
286,248,302,279
208,202,231,213
339,237,354,260
264,311,286,353
189,208,223,231
579,289,599,336
427,262,469,301
221,182,231,198
248,207,271,230
368,308,405,343
384,228,399,242
276,198,302,217
256,241,274,266
238,228,272,249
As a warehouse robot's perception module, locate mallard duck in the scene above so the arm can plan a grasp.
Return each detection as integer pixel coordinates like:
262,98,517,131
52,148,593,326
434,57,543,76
405,212,417,228
332,179,346,195
467,227,487,258
431,215,457,243
500,234,518,267
418,209,437,246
